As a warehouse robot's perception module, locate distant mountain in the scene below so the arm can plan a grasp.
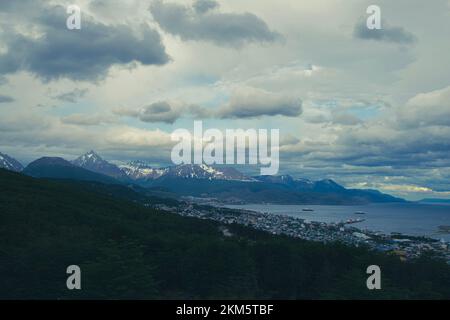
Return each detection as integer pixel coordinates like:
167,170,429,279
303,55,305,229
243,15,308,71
163,164,253,181
255,175,350,193
119,161,167,181
254,175,347,193
0,152,23,172
72,151,129,181
119,162,254,185
419,198,450,204
313,179,347,193
148,172,404,205
255,174,297,186
17,150,405,204
23,157,119,184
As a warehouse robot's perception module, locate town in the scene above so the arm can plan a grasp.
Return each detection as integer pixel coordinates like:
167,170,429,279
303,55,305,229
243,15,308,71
151,201,450,264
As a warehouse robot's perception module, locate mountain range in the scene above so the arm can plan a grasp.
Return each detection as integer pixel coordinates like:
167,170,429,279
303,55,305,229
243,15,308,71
0,150,405,204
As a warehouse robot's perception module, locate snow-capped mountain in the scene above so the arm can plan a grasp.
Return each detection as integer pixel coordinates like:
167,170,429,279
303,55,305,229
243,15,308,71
71,151,253,183
119,162,254,182
63,151,402,203
119,161,167,180
72,151,128,180
0,152,24,172
164,164,253,181
9,149,404,204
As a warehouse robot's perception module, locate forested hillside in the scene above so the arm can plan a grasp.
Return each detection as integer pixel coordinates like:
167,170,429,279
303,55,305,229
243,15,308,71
1,169,449,299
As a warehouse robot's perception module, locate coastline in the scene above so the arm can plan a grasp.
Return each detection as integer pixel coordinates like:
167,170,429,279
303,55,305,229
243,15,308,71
154,201,450,264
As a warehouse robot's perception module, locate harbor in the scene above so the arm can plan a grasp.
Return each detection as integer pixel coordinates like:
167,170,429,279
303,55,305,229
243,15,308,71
151,201,450,264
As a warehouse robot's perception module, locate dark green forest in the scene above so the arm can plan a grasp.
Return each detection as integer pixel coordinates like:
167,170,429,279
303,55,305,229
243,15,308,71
1,168,450,299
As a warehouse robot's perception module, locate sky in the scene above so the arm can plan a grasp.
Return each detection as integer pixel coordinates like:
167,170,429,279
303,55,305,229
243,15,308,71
0,0,450,200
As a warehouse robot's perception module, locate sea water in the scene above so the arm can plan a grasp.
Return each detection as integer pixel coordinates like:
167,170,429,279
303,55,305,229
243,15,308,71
225,203,450,241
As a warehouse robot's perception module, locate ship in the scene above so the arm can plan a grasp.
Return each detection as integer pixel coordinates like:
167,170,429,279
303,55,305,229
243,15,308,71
345,218,365,224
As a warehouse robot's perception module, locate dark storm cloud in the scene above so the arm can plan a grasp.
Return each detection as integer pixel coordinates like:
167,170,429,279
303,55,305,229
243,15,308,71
0,95,14,103
150,0,280,47
0,3,169,81
353,20,416,44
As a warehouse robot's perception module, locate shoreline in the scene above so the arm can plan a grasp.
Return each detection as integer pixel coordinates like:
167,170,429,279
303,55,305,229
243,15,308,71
154,201,450,264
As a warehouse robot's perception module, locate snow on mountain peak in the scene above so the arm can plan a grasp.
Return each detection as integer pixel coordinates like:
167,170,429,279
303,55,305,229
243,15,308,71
72,151,127,179
70,151,252,182
117,162,253,182
119,161,168,180
75,150,103,165
165,164,253,181
0,152,24,172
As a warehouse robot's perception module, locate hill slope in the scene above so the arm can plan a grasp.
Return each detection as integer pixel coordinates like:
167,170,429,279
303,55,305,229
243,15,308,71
0,152,23,172
0,169,449,299
23,157,119,185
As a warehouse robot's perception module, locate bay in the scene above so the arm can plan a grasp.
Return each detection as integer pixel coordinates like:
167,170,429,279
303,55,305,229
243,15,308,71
225,203,450,241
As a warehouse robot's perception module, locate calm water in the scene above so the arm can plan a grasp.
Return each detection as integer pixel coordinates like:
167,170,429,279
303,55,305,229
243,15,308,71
225,203,450,241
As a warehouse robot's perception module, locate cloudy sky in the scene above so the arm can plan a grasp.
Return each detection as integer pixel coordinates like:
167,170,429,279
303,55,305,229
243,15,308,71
0,0,450,200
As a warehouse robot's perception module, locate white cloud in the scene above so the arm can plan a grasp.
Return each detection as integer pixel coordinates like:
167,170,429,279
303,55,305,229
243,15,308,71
105,126,172,148
398,86,450,127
